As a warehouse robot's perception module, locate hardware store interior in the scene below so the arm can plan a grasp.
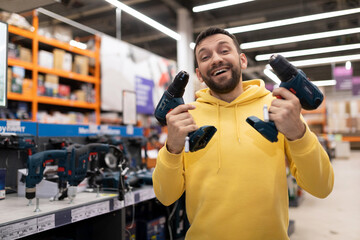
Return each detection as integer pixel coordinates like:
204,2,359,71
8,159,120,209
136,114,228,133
0,0,359,239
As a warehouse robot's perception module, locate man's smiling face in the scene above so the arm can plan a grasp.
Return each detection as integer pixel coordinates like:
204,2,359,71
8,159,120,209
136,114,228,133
195,34,246,95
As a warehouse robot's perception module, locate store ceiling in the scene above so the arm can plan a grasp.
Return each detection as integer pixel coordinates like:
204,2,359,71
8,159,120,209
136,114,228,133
2,0,360,83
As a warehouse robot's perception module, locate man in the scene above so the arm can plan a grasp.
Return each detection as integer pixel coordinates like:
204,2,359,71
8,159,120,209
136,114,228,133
152,27,334,239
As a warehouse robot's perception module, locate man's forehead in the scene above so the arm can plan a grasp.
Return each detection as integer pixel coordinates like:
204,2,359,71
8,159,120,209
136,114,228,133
196,34,234,53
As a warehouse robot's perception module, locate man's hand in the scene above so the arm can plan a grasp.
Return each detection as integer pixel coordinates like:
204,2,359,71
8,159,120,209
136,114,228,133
269,87,306,141
166,104,198,154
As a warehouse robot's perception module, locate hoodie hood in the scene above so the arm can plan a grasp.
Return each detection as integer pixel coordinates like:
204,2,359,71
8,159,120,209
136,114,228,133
195,79,270,106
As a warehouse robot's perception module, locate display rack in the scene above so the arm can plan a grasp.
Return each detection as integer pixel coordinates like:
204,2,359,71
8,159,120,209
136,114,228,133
7,10,101,124
0,187,155,239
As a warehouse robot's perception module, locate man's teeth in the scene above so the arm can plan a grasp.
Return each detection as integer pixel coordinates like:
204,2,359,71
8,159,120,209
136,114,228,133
214,69,227,76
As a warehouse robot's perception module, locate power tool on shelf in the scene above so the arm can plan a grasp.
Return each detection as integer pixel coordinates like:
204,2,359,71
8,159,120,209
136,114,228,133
154,70,217,152
25,150,67,201
0,133,37,155
246,54,324,142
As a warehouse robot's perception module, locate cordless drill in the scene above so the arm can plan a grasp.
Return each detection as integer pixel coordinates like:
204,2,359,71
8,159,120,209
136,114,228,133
154,71,217,152
25,150,67,200
246,54,324,142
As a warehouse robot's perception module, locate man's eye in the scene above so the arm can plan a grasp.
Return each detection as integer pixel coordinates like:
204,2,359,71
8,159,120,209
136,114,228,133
222,49,229,54
201,56,209,61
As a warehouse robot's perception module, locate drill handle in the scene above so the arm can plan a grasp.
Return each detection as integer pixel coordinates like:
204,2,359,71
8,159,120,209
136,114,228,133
154,94,184,125
26,150,67,188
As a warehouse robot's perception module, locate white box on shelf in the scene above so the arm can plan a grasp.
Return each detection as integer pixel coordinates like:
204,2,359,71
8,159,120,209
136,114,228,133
38,50,54,69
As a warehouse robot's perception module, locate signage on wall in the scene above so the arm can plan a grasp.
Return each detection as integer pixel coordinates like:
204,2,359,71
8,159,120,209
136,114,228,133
135,76,154,115
333,66,353,91
352,77,360,96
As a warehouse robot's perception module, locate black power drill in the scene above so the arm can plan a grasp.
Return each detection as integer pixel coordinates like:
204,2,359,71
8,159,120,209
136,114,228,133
246,54,324,142
154,71,217,152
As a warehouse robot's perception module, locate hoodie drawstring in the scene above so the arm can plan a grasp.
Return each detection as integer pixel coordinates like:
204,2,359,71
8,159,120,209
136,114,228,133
216,102,221,173
235,104,241,143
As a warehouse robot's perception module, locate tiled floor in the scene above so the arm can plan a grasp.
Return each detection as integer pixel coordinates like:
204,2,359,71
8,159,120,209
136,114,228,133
289,150,360,240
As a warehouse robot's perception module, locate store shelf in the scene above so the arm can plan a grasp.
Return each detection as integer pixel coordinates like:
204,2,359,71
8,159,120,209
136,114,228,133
37,66,97,84
0,186,155,239
8,25,34,39
6,10,101,124
8,92,34,102
37,96,97,109
38,35,96,58
8,58,34,70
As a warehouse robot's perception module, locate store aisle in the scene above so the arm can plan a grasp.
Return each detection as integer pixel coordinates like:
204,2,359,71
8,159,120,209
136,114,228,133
289,150,360,240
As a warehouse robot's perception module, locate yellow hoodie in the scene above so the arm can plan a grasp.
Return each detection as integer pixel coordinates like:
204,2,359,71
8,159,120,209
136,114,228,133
153,79,334,240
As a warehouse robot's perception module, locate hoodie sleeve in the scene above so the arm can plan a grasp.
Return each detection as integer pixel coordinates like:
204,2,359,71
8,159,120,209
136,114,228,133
152,145,185,206
285,125,334,198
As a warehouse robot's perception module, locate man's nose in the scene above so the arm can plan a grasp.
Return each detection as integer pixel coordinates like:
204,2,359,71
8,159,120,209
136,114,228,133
211,52,223,66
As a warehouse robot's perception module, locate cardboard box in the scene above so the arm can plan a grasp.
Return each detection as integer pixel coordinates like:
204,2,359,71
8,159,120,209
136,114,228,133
19,46,32,62
63,53,72,72
73,55,89,75
38,50,54,69
59,84,71,99
53,25,73,43
22,78,33,96
73,89,86,101
53,49,66,70
45,74,59,97
11,66,25,93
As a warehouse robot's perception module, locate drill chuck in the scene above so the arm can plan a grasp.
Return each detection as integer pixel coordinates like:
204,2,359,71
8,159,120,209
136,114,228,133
269,54,298,82
167,71,189,98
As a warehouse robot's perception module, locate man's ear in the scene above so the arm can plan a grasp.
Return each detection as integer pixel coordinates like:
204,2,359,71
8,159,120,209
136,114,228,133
240,53,248,69
196,68,204,83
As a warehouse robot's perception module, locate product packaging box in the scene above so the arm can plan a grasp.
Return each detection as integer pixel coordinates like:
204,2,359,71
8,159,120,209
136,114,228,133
53,49,66,70
38,50,54,69
59,84,71,99
0,168,5,200
137,216,166,240
45,74,59,97
11,66,25,93
73,55,89,75
63,53,73,72
19,46,32,62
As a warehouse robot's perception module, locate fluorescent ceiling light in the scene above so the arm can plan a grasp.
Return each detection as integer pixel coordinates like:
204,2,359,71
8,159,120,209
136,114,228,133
226,7,360,34
263,69,281,84
241,27,360,49
105,0,181,40
264,68,337,87
288,54,360,67
312,80,336,87
255,43,360,61
193,0,254,12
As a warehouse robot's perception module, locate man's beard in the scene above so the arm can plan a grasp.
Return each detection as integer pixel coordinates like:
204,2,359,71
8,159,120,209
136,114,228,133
200,62,241,94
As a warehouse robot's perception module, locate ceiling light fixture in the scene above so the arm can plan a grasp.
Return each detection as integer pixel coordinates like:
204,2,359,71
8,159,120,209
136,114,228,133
193,0,254,12
264,69,337,87
286,54,360,67
255,43,360,61
105,0,181,40
226,7,360,34
241,27,360,49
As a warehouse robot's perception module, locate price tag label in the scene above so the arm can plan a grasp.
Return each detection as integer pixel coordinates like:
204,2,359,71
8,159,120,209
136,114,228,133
125,192,135,206
17,219,38,238
71,206,86,223
113,198,125,210
37,214,55,232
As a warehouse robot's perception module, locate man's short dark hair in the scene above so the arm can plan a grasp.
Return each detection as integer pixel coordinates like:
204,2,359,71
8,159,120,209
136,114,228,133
194,27,241,67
